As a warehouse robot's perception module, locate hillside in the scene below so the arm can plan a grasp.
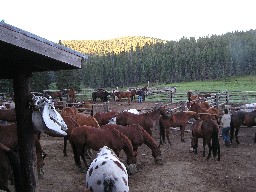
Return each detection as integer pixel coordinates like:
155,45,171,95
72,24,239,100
60,36,167,55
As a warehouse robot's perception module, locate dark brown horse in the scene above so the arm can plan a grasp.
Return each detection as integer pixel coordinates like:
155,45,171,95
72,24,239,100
159,111,199,144
93,110,119,126
92,89,111,102
0,124,46,178
116,106,167,136
0,142,22,192
44,90,63,101
191,119,220,161
230,110,256,144
101,124,163,165
69,125,137,173
0,108,16,122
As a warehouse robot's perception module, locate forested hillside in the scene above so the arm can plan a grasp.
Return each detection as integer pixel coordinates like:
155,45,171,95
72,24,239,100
1,30,256,92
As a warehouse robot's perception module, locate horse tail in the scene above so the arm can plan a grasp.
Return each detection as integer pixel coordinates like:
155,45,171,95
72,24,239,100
0,143,22,191
211,124,220,159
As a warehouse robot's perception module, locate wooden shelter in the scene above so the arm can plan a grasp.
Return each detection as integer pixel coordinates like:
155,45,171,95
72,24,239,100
0,21,87,191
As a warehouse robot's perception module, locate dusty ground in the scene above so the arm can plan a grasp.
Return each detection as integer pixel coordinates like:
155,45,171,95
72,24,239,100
36,101,256,192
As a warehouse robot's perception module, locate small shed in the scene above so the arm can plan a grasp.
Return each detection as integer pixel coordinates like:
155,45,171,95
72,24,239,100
0,21,87,191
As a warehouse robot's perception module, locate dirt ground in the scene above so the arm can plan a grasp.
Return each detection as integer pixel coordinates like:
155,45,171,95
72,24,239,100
36,101,256,192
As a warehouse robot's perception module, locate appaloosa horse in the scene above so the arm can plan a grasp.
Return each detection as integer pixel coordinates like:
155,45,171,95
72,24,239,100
102,124,163,165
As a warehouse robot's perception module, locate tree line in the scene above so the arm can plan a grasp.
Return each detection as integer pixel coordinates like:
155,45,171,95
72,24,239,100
1,30,256,93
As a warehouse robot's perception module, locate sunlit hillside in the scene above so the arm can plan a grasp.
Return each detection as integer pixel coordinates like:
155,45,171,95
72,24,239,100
60,36,167,55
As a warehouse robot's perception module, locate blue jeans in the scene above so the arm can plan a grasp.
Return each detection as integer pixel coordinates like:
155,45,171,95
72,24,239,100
222,127,230,144
138,96,142,103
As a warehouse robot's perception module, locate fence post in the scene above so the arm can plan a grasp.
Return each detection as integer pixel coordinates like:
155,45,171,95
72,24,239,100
225,90,229,104
170,92,173,103
103,102,109,112
215,93,219,108
90,104,94,116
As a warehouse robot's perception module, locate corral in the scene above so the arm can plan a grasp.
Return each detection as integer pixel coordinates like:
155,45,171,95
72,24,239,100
34,101,256,192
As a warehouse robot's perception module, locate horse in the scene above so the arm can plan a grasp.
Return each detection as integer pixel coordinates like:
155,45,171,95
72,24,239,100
116,106,167,136
113,91,132,105
190,119,220,161
73,113,100,128
43,90,63,101
69,125,137,174
102,124,163,165
67,88,76,103
93,110,119,126
230,110,256,144
0,124,47,181
60,106,78,117
129,88,137,102
92,89,111,102
159,111,199,144
0,108,16,122
189,102,220,124
85,146,129,192
0,142,22,192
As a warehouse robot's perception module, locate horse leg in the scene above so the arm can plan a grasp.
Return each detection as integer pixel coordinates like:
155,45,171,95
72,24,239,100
202,138,206,157
81,146,88,170
254,133,256,143
235,128,240,144
63,136,68,157
166,127,172,146
206,140,212,160
70,141,82,171
180,126,185,142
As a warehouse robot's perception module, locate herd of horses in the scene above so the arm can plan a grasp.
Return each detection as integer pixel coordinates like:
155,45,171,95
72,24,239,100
1,92,256,191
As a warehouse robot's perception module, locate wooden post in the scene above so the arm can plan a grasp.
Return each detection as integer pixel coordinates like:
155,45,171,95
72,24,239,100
90,104,94,116
13,71,37,192
225,90,229,104
170,92,173,103
103,102,109,112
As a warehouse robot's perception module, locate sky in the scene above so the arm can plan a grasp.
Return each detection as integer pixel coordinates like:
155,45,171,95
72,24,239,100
1,0,256,43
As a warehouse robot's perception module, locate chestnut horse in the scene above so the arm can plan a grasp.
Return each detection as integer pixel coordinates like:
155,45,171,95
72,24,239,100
93,110,119,126
0,142,22,192
191,119,220,161
44,90,63,101
189,102,220,124
113,91,132,105
69,125,137,174
116,106,167,136
230,110,256,144
102,124,163,165
60,106,78,117
159,111,199,144
67,88,76,103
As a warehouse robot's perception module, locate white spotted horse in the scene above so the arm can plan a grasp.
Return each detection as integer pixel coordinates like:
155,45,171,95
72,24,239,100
85,146,129,192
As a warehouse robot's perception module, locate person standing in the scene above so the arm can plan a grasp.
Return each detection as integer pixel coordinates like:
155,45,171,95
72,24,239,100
220,108,232,146
137,89,143,103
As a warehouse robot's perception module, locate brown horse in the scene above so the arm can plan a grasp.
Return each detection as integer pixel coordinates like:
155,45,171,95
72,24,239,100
67,88,76,103
113,91,132,105
0,108,16,122
0,124,46,178
60,106,78,117
116,106,167,136
0,142,22,192
102,124,163,165
93,110,119,126
191,119,220,161
189,102,220,124
159,111,199,144
44,90,63,101
69,125,137,173
230,110,256,144
73,113,100,128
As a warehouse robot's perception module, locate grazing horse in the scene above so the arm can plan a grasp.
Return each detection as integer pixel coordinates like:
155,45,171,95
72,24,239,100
230,110,256,144
93,110,119,126
113,91,132,105
116,106,167,136
85,146,129,192
0,108,16,122
189,102,220,124
102,124,163,165
0,142,22,192
69,125,137,174
191,119,220,161
159,111,199,144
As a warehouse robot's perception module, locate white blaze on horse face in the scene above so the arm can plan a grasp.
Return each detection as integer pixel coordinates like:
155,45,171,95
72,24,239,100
86,146,129,192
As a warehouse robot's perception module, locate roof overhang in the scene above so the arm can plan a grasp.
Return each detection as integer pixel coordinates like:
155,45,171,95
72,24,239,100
0,21,88,79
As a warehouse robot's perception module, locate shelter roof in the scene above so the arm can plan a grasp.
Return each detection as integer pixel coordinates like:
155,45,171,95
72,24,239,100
0,21,87,79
